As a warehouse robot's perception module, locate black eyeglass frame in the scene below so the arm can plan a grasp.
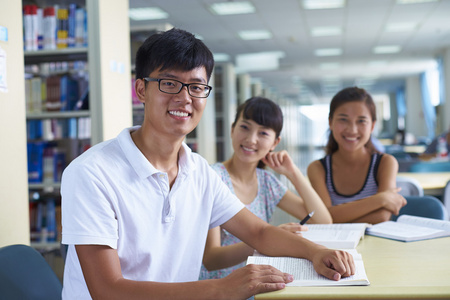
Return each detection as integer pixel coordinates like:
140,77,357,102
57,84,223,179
143,77,212,98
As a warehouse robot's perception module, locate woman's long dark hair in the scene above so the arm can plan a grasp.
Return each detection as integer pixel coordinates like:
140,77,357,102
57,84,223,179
232,97,283,168
325,87,378,155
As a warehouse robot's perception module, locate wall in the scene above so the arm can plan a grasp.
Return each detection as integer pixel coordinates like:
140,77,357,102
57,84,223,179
0,1,30,246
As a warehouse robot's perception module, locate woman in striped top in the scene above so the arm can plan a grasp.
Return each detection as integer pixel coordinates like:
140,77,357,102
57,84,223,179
307,87,406,224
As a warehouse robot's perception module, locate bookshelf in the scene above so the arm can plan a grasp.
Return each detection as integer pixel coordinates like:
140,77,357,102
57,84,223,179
22,0,132,254
213,62,237,162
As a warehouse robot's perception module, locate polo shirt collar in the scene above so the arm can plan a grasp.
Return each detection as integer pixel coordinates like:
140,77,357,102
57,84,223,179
118,126,196,180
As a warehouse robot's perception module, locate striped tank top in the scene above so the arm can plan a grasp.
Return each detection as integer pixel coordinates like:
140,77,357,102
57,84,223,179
320,153,383,206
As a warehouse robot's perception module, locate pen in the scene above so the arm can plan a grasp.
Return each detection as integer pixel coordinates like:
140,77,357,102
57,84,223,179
299,211,315,225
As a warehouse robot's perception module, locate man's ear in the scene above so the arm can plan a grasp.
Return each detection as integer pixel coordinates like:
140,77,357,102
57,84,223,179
135,79,146,103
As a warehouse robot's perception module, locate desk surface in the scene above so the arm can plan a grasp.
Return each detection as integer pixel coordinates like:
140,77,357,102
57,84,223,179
256,235,450,300
397,172,450,195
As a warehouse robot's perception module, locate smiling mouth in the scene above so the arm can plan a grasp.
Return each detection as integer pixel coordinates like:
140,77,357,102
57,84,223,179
242,146,256,152
169,111,190,117
344,136,358,141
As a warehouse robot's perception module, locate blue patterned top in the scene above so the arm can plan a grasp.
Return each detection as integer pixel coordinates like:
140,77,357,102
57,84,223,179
320,153,383,206
198,162,288,280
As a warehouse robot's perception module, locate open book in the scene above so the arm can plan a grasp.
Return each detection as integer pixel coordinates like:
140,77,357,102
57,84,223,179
247,249,369,286
366,215,450,242
300,223,369,249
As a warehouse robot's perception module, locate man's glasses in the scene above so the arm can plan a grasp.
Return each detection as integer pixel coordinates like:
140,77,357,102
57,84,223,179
143,77,212,98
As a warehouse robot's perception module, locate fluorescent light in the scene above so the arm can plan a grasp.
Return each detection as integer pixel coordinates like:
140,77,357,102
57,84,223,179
209,1,256,15
385,22,417,32
303,0,346,9
314,48,342,56
235,51,285,72
129,7,169,21
311,26,342,37
373,45,402,54
397,0,439,4
213,53,231,62
238,30,272,40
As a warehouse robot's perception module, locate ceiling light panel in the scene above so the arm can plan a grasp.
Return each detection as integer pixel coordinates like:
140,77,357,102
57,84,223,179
128,7,169,21
303,0,346,10
314,48,342,56
373,45,402,54
396,0,439,4
209,1,256,15
311,26,342,37
238,30,272,40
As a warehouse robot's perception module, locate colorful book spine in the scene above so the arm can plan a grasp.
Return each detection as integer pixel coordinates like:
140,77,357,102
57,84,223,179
43,7,56,50
75,7,88,47
56,8,68,49
68,4,77,47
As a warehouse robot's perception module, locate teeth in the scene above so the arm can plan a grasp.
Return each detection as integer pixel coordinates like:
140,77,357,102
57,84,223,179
345,137,357,141
169,111,189,117
242,146,256,152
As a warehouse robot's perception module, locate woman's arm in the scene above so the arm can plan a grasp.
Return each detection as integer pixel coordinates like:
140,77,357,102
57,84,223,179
307,157,405,224
263,151,332,225
202,226,254,271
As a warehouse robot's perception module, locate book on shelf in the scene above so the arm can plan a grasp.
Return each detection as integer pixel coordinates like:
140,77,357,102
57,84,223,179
247,249,369,287
300,223,370,249
366,215,450,242
23,4,88,52
29,198,59,243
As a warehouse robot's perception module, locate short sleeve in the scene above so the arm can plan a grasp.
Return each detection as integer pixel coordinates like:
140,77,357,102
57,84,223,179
61,162,119,248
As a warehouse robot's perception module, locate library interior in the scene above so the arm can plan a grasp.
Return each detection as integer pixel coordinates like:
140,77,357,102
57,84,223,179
1,0,450,299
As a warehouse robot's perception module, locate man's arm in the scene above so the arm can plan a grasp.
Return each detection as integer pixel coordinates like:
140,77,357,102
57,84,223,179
221,208,356,281
76,244,293,300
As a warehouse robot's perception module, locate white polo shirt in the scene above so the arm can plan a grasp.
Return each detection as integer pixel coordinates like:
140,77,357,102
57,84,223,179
61,126,244,299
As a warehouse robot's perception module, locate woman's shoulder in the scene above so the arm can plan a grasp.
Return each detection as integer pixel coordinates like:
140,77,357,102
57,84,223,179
257,168,284,186
377,152,398,168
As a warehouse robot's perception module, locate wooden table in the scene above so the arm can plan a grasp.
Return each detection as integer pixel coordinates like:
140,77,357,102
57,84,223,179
397,172,450,196
256,235,450,300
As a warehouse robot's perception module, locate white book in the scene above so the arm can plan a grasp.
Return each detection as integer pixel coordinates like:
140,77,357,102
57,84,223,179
366,215,450,242
247,249,369,287
300,223,369,249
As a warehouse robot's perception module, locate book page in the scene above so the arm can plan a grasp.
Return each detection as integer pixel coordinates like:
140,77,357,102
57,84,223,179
397,215,450,231
247,250,369,286
366,221,448,241
300,223,368,248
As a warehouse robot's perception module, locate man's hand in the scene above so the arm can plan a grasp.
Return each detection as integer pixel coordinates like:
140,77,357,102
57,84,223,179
219,264,293,299
312,249,356,281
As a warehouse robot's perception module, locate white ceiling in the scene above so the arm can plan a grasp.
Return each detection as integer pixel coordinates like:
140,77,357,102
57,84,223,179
128,0,450,103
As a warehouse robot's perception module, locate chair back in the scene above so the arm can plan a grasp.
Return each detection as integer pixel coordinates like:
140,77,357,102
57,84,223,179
396,176,424,196
443,180,450,221
391,195,448,221
0,244,62,300
409,161,450,173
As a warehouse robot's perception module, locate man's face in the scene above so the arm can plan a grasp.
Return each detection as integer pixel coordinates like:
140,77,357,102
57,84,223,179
138,67,209,139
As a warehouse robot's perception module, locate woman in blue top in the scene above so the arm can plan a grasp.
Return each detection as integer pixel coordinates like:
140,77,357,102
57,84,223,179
307,87,406,224
199,97,332,280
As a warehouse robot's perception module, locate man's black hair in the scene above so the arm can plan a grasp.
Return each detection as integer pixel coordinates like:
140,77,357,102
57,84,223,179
135,28,214,81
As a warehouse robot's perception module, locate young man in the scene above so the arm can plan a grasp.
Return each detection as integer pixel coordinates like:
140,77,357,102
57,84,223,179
61,28,355,300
